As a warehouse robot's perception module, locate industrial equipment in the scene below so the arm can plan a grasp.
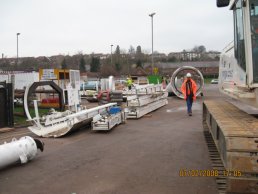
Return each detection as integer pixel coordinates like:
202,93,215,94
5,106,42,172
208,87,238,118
24,100,121,137
125,84,168,119
101,76,116,91
167,66,204,99
39,69,80,90
24,81,65,112
24,79,125,137
98,76,124,105
39,69,80,108
98,91,123,105
80,80,100,102
92,106,126,131
203,1,258,193
0,136,44,169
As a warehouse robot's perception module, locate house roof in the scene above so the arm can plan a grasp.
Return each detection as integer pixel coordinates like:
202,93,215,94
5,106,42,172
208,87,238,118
130,66,148,76
81,71,100,78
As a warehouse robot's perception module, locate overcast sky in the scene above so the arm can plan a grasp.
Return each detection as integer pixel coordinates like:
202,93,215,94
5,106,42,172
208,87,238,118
0,0,233,58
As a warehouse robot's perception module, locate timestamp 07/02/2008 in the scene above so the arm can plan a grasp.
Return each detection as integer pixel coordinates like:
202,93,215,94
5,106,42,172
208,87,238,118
179,169,242,177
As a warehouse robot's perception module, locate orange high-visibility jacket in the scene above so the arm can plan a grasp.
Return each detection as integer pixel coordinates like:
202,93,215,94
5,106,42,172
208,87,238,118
181,78,197,100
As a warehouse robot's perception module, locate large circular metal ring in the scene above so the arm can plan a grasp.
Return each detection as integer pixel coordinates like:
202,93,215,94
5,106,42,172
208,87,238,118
171,66,204,99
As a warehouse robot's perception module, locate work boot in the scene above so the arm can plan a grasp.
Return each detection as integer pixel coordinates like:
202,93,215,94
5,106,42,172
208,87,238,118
189,112,192,116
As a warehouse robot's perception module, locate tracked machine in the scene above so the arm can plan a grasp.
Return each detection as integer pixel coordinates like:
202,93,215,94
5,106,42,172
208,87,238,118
203,1,258,193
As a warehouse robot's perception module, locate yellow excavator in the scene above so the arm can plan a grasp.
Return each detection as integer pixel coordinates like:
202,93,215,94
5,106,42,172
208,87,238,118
203,0,258,193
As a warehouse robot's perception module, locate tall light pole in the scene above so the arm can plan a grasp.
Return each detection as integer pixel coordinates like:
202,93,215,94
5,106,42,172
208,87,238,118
16,33,20,65
149,12,155,74
110,44,113,65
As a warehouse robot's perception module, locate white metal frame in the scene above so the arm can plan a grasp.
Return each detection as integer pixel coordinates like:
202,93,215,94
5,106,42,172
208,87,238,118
24,83,118,137
218,0,258,107
229,0,258,87
123,84,163,96
127,93,168,107
127,98,168,119
92,111,126,131
125,84,168,119
27,102,117,137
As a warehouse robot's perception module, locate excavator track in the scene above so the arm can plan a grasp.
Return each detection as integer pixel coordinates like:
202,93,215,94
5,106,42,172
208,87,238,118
203,100,258,194
204,130,227,194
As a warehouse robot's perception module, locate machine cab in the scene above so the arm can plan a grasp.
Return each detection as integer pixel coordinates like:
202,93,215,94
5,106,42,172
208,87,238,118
249,0,258,84
230,0,258,86
218,0,258,106
218,0,258,86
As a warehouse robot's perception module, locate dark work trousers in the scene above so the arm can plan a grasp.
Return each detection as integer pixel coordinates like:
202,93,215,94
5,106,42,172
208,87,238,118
186,96,193,113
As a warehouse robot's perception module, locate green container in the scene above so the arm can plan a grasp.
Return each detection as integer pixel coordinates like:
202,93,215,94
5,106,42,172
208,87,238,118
147,75,162,84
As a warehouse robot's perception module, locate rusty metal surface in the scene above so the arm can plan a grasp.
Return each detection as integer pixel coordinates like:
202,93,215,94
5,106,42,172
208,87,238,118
227,177,258,194
226,137,258,152
227,152,258,172
204,101,258,137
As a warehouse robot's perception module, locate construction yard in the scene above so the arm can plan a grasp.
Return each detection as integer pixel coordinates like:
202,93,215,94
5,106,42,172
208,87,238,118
0,84,225,194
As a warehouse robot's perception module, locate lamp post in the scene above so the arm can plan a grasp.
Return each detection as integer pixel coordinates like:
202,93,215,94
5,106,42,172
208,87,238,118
149,12,155,74
110,44,113,65
16,33,20,65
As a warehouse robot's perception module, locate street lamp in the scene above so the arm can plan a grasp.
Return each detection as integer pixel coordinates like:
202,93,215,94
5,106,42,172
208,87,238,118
149,12,155,74
16,33,20,65
110,44,113,65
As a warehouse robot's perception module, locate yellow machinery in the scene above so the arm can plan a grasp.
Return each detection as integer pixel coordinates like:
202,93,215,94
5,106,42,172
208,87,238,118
38,69,80,109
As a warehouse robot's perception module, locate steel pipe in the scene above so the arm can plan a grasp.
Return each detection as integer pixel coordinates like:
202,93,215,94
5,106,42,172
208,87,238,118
0,136,44,169
170,66,204,99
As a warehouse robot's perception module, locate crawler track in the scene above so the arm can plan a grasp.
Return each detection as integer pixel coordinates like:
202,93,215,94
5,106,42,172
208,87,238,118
204,130,227,194
203,100,258,194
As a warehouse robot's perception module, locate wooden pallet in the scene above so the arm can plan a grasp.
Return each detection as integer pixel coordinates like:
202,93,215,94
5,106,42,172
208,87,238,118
203,100,258,194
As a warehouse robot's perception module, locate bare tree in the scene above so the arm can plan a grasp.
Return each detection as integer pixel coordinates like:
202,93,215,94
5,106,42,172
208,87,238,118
192,45,206,53
136,45,144,67
128,45,135,56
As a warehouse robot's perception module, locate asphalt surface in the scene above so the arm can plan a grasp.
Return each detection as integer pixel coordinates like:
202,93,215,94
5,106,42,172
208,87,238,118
0,84,221,194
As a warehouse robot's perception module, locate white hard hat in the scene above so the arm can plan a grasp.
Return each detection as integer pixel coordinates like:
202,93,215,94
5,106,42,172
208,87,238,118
186,73,192,78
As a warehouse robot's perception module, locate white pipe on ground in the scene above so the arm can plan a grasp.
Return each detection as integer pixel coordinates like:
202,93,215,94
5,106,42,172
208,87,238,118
0,136,44,169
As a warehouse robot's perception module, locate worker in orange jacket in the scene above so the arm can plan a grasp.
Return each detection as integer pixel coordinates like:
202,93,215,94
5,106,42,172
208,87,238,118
181,73,197,116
